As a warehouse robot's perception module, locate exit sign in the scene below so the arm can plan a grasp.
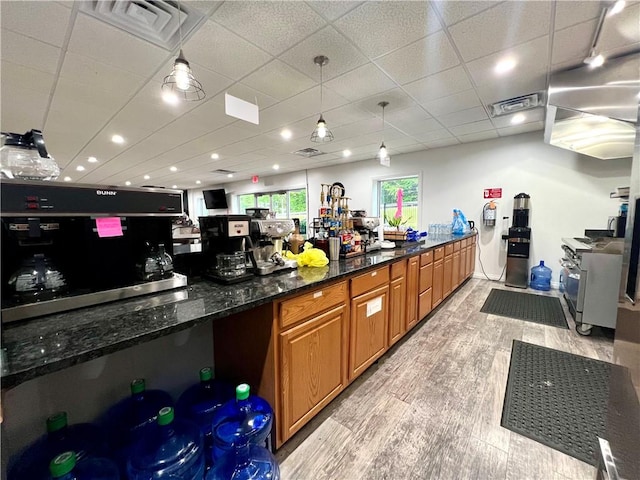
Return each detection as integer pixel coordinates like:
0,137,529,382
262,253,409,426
484,188,502,199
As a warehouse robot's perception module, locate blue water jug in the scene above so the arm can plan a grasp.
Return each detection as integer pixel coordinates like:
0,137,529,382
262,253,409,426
531,260,552,291
126,406,204,480
8,411,109,480
176,367,234,469
211,384,273,461
49,451,119,480
206,444,280,480
101,378,173,475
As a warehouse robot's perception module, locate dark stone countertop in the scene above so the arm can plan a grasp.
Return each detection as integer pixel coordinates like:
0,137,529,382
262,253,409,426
1,233,474,389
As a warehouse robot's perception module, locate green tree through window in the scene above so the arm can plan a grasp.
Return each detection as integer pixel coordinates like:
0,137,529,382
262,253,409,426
379,176,419,229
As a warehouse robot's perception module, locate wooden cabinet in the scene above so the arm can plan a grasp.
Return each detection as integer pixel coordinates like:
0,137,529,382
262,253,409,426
419,260,433,293
432,258,444,308
418,251,433,321
452,250,461,288
388,260,406,347
406,256,419,331
460,244,467,282
470,238,477,278
349,284,389,380
443,253,453,297
419,287,433,320
280,304,348,440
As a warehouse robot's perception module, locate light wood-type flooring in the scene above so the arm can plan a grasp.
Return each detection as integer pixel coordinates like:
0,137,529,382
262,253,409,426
276,278,614,480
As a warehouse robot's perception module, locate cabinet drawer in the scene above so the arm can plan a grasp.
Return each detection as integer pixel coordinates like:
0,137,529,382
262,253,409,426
351,266,389,298
445,243,454,256
461,238,468,248
454,241,461,252
419,262,433,293
434,247,444,261
391,259,406,279
418,288,432,321
420,250,433,266
279,281,348,330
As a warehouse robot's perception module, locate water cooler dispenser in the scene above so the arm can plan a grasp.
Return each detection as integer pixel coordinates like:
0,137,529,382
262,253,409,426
505,193,531,288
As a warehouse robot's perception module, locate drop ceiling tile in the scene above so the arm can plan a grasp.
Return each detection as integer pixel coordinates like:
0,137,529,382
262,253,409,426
279,26,368,81
449,119,495,136
598,3,640,54
432,1,503,26
1,60,56,96
476,76,547,106
1,30,61,74
322,103,374,128
554,0,602,31
355,88,417,116
551,19,595,66
448,1,552,61
68,13,169,76
334,1,441,58
404,66,473,104
456,130,499,143
212,1,326,56
412,128,455,143
0,0,71,47
324,63,396,101
306,1,364,21
497,120,544,137
390,143,428,155
439,106,489,127
332,117,384,140
423,89,482,116
425,138,460,149
184,20,272,80
1,90,49,132
241,59,315,101
490,108,545,129
375,31,460,85
385,106,441,136
465,36,550,87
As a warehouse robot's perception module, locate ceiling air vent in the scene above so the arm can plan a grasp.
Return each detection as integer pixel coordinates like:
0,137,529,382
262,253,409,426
212,169,235,175
489,92,545,117
79,1,205,51
294,148,324,158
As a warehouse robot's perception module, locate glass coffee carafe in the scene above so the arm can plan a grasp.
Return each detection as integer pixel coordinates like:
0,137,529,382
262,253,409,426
0,129,60,181
7,253,68,303
215,252,247,278
136,244,174,281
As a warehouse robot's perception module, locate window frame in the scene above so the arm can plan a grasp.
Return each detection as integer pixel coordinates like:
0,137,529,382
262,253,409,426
374,174,421,230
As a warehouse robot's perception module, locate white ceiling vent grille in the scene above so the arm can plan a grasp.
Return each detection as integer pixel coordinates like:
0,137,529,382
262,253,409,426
79,1,204,51
212,169,235,175
294,147,324,157
489,92,545,117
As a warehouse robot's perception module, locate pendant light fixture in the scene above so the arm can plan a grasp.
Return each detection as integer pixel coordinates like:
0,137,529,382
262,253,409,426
378,101,390,166
310,55,334,143
161,1,205,102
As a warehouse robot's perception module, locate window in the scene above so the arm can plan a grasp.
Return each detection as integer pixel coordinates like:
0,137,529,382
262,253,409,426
378,176,419,230
237,189,308,234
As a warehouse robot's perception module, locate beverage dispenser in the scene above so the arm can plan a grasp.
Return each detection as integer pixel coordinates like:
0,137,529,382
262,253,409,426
505,193,531,288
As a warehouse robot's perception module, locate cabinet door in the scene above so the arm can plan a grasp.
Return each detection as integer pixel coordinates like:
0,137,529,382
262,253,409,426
471,243,477,277
432,259,444,307
419,287,433,320
280,304,347,441
350,285,389,380
452,251,460,289
388,276,406,347
419,261,433,293
443,255,453,297
460,247,467,282
406,256,419,330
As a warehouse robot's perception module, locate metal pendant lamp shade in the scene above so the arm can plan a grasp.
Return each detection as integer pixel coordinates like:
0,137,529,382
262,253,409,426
310,55,334,143
378,101,390,162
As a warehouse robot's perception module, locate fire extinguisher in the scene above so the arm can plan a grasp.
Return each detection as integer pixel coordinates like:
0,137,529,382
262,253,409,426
483,200,497,227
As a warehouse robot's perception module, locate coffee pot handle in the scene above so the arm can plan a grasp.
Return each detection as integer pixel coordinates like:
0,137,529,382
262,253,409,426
26,129,49,158
244,236,258,270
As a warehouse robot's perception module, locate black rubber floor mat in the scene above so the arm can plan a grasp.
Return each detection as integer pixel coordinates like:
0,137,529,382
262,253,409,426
480,288,568,329
501,340,612,465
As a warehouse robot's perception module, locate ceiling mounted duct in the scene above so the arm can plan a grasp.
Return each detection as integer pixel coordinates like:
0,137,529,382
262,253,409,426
545,53,639,160
80,1,204,51
489,92,544,117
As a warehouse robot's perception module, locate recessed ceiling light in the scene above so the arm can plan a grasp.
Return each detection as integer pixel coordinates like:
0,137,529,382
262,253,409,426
111,134,125,144
196,180,201,185
125,181,132,186
608,0,626,16
87,156,98,163
227,173,234,178
511,113,526,125
76,165,85,171
170,166,178,172
211,153,219,160
272,164,280,170
162,90,180,105
343,149,351,158
144,175,150,180
494,58,517,75
172,185,178,189
280,129,292,140
63,176,71,182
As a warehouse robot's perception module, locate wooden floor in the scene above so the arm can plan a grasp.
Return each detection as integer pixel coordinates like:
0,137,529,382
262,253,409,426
275,279,614,480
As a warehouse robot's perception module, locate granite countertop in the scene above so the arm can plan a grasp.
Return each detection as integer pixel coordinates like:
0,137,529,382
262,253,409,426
1,233,474,389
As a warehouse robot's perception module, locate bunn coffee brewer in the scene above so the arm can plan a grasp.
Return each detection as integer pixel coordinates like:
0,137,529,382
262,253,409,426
505,193,531,288
199,215,258,284
1,180,188,323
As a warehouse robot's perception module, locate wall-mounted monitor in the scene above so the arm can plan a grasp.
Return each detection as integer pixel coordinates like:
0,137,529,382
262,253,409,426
203,189,228,210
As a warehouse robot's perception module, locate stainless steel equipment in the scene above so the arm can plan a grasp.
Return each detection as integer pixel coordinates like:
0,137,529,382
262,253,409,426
560,237,623,335
505,193,531,288
0,180,187,323
249,218,297,275
352,216,381,251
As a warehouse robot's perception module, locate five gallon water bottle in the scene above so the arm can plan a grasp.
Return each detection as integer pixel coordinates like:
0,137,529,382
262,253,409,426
126,406,204,479
211,384,274,461
101,378,173,475
206,444,280,480
8,411,109,480
530,260,552,291
48,451,119,480
176,367,234,469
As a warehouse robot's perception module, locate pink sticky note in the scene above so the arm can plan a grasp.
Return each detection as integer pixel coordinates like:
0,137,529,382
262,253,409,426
96,217,123,238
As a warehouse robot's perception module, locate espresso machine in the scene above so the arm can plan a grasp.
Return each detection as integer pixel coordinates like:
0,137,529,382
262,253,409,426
505,193,531,288
249,218,297,275
199,215,258,283
352,216,381,251
1,180,187,323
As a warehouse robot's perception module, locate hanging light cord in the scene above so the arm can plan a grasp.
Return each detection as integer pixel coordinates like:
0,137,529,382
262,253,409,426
319,61,323,115
177,1,183,51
